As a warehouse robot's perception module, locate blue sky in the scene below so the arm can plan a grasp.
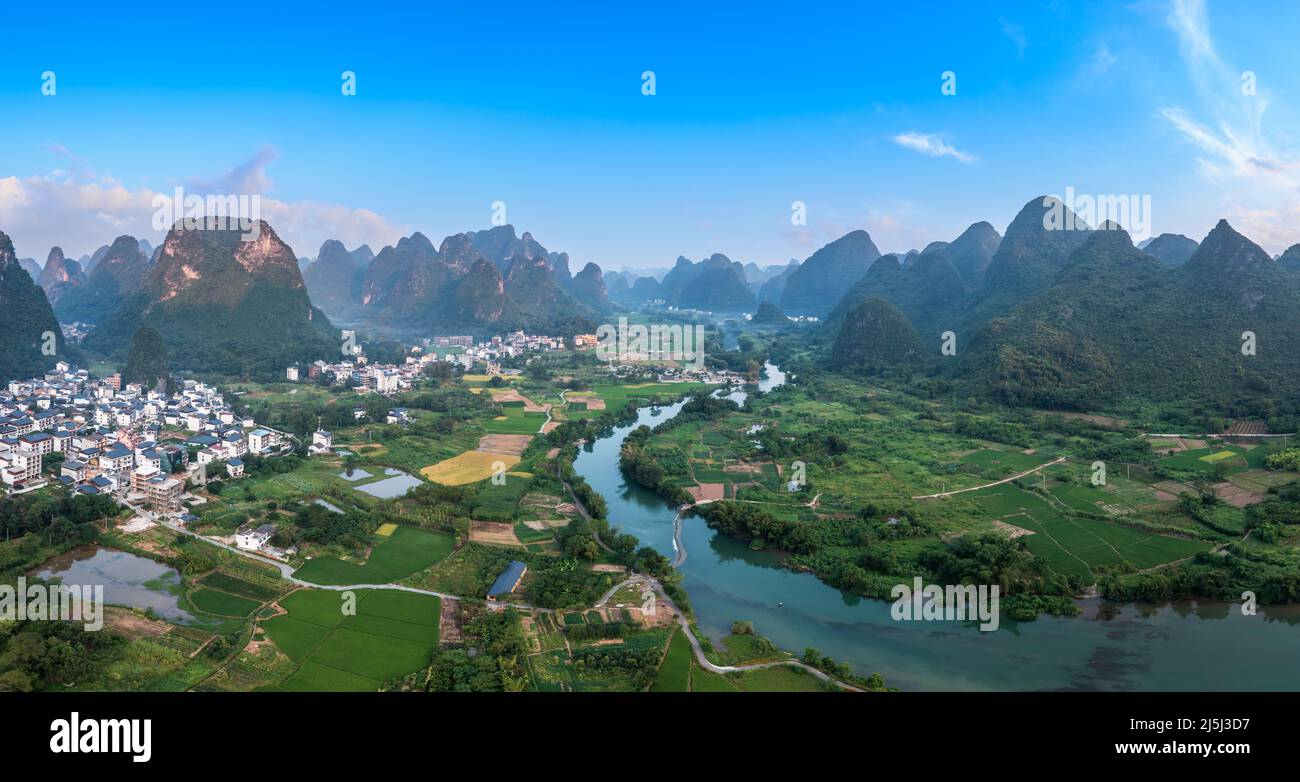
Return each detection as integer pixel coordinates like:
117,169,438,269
1,0,1298,268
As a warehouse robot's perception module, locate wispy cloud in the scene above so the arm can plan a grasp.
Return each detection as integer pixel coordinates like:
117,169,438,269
1088,43,1116,76
0,148,407,261
999,18,1027,56
891,132,977,164
1161,0,1300,250
186,145,279,195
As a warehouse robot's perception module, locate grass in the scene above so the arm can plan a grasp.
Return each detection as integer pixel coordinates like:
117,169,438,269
650,628,692,692
691,667,741,692
189,588,261,617
262,588,441,691
733,665,828,692
480,406,545,435
967,485,1210,581
199,572,280,601
293,526,455,586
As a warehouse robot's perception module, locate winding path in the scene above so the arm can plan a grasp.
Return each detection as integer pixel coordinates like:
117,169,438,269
910,456,1067,499
155,517,543,612
167,512,863,689
645,577,863,691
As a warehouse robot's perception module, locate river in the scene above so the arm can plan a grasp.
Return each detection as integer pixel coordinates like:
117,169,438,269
572,362,1300,691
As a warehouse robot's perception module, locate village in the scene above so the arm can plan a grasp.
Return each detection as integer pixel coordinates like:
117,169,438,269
287,328,748,392
0,361,307,547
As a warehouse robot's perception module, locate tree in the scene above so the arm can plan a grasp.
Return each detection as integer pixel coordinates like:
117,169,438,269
121,325,168,389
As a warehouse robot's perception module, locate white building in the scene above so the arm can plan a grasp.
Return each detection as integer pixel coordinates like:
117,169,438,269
234,524,276,551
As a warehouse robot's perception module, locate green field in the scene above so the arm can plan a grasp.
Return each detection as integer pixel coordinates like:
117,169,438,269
262,589,440,691
959,449,1050,473
200,572,280,601
1158,446,1249,474
650,629,692,692
293,526,455,586
967,485,1210,581
189,588,261,617
480,406,545,435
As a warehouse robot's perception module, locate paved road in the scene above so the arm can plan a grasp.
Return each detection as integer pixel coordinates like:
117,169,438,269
153,516,543,612
129,488,863,685
643,577,863,691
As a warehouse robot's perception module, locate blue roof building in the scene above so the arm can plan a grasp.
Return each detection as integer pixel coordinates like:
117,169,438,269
487,561,528,601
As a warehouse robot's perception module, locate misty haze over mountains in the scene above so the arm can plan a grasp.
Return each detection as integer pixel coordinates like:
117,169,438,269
5,193,1300,410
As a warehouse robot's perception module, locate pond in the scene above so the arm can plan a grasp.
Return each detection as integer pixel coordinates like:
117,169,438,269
35,546,195,624
353,468,423,499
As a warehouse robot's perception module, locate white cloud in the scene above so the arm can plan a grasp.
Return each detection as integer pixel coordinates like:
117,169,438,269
1089,43,1116,76
0,148,407,262
890,132,977,164
1161,0,1300,251
186,145,280,195
999,18,1027,56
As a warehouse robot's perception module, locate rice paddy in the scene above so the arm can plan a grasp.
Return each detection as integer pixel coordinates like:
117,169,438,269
293,526,455,586
262,589,441,691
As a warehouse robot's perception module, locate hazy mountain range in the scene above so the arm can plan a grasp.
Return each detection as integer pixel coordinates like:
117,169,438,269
5,194,1300,392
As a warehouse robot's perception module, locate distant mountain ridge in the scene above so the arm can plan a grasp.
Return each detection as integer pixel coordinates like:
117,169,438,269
56,235,151,325
821,197,1300,410
0,230,67,382
779,230,881,316
86,221,337,377
37,246,84,304
326,224,608,335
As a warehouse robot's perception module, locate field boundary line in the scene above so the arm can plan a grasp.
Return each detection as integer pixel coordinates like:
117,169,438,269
912,456,1067,499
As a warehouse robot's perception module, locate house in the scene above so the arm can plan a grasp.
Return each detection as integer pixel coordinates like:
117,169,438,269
385,408,410,425
487,561,528,601
61,459,87,482
247,429,274,454
0,447,42,492
226,458,244,478
309,430,333,455
18,431,54,455
235,524,276,551
137,472,183,513
99,446,134,475
285,366,299,381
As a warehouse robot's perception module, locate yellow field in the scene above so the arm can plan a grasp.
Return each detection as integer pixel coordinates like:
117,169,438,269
420,451,521,485
1201,450,1238,463
375,523,398,537
463,374,519,383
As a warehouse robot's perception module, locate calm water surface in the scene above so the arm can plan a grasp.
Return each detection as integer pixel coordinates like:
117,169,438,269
573,363,1300,690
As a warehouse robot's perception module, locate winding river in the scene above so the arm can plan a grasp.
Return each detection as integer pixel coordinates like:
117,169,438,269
573,363,1300,691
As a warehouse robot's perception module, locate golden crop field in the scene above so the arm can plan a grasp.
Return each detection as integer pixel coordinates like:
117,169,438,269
420,451,521,485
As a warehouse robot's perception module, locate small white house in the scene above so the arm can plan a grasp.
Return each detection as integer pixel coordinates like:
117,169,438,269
308,430,333,455
235,524,276,551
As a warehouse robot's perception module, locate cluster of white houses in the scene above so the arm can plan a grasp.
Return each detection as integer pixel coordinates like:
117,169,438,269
1,363,295,514
287,331,576,390
287,357,413,395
